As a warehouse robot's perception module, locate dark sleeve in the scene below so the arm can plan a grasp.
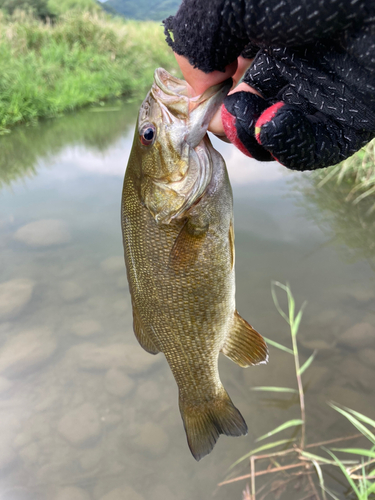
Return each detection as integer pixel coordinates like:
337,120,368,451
164,0,374,73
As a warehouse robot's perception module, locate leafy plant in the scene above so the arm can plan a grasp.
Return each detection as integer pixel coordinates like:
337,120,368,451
219,282,375,500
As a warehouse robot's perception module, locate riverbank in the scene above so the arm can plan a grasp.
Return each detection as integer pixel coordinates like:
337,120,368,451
0,10,178,132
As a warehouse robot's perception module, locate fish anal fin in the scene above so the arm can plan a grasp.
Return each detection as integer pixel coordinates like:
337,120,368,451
222,310,268,367
132,304,159,355
169,218,209,268
179,388,247,461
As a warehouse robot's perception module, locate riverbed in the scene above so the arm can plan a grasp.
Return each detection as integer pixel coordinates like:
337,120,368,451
0,101,374,500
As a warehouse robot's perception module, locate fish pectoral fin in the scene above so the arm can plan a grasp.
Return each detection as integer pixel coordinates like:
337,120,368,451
132,304,160,355
169,217,209,268
179,387,247,461
222,310,268,367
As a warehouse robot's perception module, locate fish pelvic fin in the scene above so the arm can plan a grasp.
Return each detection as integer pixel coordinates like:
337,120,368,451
179,388,247,461
132,301,160,355
222,310,268,367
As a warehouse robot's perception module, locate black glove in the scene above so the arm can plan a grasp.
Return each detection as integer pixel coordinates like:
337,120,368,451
222,41,375,170
165,0,375,171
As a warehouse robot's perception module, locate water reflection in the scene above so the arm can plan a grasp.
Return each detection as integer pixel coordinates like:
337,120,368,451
0,101,139,190
0,104,374,500
298,167,375,268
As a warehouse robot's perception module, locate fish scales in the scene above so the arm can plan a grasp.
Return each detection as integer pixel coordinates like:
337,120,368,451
121,68,268,461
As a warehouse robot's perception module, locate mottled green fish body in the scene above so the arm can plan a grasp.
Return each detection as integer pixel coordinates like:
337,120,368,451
121,68,268,461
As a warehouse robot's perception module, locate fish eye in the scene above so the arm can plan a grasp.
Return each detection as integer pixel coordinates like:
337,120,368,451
140,124,156,146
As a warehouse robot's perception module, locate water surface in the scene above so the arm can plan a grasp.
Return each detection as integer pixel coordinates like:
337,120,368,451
0,102,374,500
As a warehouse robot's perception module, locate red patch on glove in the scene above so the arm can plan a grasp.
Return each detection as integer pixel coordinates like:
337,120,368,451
255,102,285,144
221,104,253,158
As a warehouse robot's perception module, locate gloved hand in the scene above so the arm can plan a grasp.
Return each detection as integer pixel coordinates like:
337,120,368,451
165,0,375,171
221,42,375,170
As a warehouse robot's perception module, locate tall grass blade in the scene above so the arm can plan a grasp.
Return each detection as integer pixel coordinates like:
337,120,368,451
286,283,296,327
331,448,375,459
298,350,317,375
263,336,293,355
324,448,361,498
271,281,290,324
311,458,327,500
251,386,298,393
323,486,342,500
291,303,306,338
342,407,375,429
256,419,303,442
317,164,341,187
228,439,294,470
329,404,375,445
300,450,340,465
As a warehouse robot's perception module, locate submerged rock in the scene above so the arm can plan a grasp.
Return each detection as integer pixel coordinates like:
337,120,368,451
19,442,39,465
100,486,144,500
58,403,101,446
78,343,161,374
299,337,335,351
116,275,127,289
340,322,375,350
133,422,169,457
0,278,35,320
100,256,124,273
59,281,85,302
339,358,375,392
79,446,102,471
14,219,71,247
0,328,57,377
0,442,17,471
54,486,91,500
0,376,13,395
346,287,375,303
105,368,134,397
358,348,375,368
136,380,160,402
152,484,175,500
71,320,102,338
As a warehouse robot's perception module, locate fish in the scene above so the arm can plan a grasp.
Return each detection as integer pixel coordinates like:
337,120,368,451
121,68,268,461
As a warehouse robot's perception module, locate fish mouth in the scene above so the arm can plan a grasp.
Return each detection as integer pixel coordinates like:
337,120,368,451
154,68,189,98
153,68,232,148
144,68,232,225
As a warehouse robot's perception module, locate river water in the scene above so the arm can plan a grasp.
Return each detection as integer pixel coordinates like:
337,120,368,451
0,101,374,500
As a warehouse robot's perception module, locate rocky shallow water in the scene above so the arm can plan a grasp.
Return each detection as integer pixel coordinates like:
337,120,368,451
0,102,374,500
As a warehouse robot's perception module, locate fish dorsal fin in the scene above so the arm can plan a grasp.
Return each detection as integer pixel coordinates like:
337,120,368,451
222,311,268,367
132,301,160,355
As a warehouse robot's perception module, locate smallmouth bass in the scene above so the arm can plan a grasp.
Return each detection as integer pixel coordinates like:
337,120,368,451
121,68,268,461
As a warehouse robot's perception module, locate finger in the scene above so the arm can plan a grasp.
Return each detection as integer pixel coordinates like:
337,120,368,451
208,83,262,136
243,50,288,99
221,92,273,161
255,103,373,170
232,56,254,87
174,53,238,96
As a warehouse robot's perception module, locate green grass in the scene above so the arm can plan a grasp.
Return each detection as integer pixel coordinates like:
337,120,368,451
312,139,375,215
220,283,375,500
299,139,375,267
0,10,179,131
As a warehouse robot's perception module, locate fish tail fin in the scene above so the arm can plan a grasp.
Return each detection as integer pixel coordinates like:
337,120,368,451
179,388,247,461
